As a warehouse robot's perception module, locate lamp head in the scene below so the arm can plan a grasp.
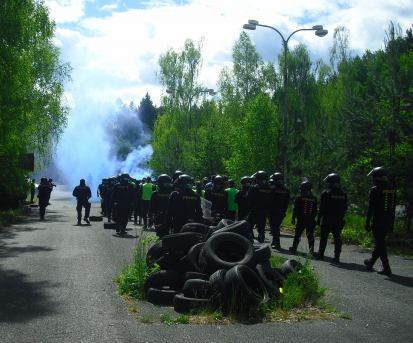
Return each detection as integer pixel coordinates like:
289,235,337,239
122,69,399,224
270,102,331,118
243,23,256,30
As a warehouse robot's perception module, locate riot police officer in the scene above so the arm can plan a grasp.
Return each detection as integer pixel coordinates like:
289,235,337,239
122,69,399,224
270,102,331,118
234,176,252,221
364,167,396,276
103,177,116,222
148,174,173,238
172,170,184,192
72,179,92,224
205,175,228,225
314,173,347,262
111,173,135,234
165,174,203,233
290,181,317,253
246,171,272,243
98,178,108,215
37,177,52,220
269,173,290,249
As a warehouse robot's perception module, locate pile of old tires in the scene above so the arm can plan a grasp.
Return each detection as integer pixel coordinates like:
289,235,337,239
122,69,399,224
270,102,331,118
144,219,299,313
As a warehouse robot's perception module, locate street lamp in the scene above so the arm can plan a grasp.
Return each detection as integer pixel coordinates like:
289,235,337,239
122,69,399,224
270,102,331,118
243,20,328,178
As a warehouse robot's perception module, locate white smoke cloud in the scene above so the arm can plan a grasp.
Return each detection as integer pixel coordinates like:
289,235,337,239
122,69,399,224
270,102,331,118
119,145,154,180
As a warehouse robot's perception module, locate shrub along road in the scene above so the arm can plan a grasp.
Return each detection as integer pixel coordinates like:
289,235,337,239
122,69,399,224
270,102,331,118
0,187,412,343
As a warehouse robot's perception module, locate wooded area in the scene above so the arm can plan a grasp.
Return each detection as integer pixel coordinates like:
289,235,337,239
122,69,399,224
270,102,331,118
150,23,413,231
0,0,72,208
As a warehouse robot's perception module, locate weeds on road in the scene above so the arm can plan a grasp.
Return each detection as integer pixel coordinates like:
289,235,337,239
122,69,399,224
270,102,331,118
115,233,160,299
117,234,332,324
0,208,22,224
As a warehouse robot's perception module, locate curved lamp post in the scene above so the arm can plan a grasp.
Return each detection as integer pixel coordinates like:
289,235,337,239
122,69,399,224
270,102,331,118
243,20,327,178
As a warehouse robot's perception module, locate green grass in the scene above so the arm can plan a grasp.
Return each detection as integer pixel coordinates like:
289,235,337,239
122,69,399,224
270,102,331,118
114,233,160,299
0,208,22,223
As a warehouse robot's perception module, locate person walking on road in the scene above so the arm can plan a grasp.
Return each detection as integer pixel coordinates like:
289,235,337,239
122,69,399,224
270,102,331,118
37,177,52,220
111,173,135,234
289,181,317,253
314,173,347,263
364,167,396,276
72,179,92,224
30,178,36,203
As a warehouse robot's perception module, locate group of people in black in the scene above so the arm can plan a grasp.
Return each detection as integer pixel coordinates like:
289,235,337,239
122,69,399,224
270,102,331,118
70,166,396,276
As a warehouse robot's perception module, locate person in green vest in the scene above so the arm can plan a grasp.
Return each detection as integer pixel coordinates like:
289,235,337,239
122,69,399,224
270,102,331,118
141,176,154,230
225,179,238,221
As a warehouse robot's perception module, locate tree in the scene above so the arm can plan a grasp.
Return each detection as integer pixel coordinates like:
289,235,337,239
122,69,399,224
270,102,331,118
0,0,72,208
138,93,157,131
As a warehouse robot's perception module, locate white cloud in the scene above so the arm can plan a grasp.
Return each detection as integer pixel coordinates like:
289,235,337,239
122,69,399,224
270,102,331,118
50,0,413,107
99,4,118,11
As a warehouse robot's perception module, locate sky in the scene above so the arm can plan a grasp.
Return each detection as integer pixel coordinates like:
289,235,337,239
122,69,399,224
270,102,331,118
44,0,413,188
47,0,413,107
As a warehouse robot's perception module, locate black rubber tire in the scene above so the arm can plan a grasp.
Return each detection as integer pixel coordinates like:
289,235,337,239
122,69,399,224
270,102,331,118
182,279,212,299
209,269,228,304
146,242,166,266
89,216,103,221
149,251,184,271
254,264,282,297
180,223,210,235
146,287,181,305
104,222,117,229
212,220,250,237
270,268,285,288
216,219,235,229
254,243,272,264
224,265,269,306
144,270,184,294
162,232,206,253
173,293,210,313
186,243,204,273
280,259,300,277
174,255,189,274
184,272,209,281
200,232,256,271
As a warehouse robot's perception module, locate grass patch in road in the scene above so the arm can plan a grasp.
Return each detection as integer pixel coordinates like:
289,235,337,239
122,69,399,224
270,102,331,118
116,234,338,324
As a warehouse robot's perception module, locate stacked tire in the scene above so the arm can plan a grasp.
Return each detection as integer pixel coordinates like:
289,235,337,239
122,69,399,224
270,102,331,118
144,219,299,313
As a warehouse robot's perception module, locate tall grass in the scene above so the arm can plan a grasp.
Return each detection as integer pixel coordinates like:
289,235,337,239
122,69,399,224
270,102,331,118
115,233,159,299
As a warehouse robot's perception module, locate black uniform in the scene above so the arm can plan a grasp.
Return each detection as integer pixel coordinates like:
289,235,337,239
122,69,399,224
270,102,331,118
165,187,203,234
204,187,228,225
316,188,347,259
234,187,250,221
149,187,173,238
72,183,92,223
246,183,272,242
365,183,396,272
37,182,52,219
103,183,114,222
291,192,317,252
269,184,290,248
111,180,135,233
97,182,106,214
134,182,143,225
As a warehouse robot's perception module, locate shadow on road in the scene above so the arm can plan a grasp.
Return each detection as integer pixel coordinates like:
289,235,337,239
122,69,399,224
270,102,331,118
0,244,55,258
0,268,59,323
384,274,413,288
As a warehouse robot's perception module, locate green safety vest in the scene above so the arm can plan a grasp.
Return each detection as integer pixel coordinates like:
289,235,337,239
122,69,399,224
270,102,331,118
142,182,153,201
225,187,238,211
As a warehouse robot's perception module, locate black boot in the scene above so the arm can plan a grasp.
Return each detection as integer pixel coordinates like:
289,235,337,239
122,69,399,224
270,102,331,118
364,258,374,271
332,254,340,263
377,261,392,276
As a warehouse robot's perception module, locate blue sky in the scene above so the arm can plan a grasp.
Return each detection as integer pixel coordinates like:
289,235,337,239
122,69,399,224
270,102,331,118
46,0,413,107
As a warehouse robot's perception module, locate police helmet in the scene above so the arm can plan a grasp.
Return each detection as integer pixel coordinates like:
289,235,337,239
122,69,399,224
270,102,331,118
241,176,252,185
102,178,108,184
367,167,388,181
323,173,340,188
48,178,53,182
173,170,184,182
177,174,192,189
271,173,284,185
41,177,48,184
214,175,224,186
109,177,116,184
300,181,312,192
80,178,86,185
158,174,172,186
228,179,235,187
256,171,268,184
121,173,130,181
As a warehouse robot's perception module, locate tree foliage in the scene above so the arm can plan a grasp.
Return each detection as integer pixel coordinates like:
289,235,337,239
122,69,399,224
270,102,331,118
0,0,72,208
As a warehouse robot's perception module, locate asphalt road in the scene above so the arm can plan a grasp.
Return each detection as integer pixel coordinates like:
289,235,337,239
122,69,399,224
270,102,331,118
1,186,412,343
